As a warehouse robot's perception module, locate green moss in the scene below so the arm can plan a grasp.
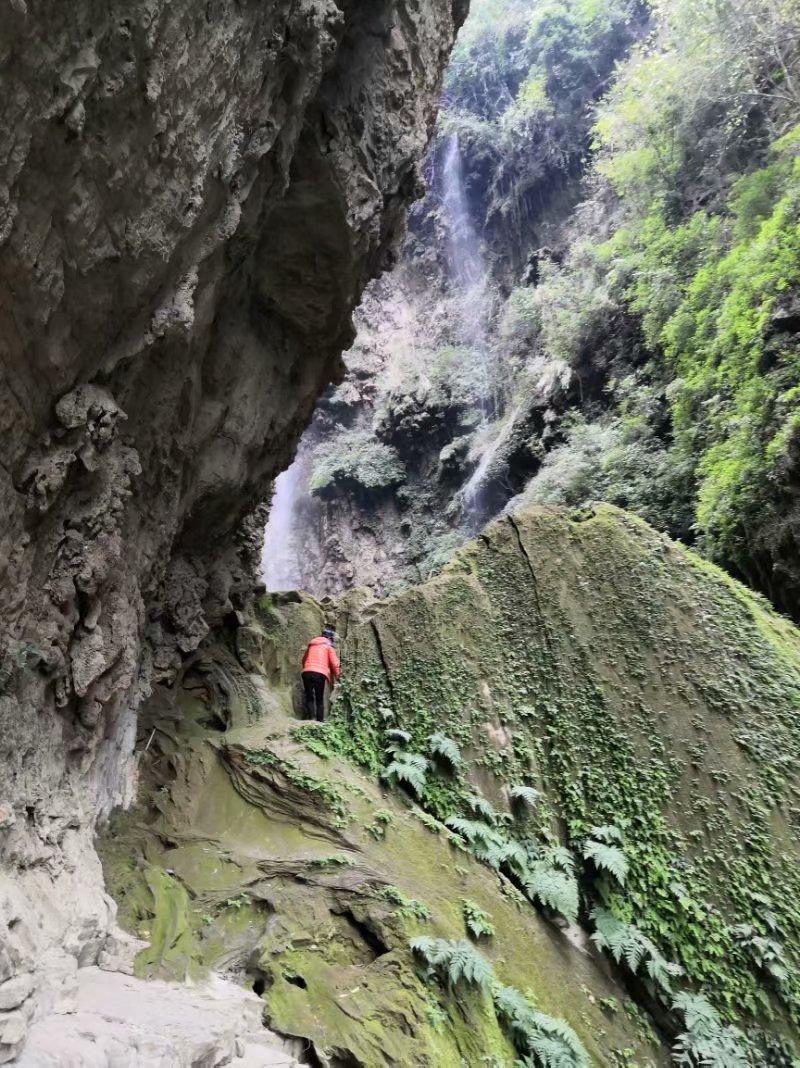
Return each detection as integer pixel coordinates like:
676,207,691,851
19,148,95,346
100,504,800,1063
332,506,800,1055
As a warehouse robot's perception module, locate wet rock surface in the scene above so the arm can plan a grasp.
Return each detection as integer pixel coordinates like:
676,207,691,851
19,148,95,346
0,0,464,1053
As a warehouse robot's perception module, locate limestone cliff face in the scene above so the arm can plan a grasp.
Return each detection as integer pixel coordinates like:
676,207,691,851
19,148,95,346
0,1,465,1058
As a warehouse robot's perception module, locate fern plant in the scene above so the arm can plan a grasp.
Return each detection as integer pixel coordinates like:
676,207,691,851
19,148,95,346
462,899,495,940
444,816,513,868
427,732,461,769
590,907,683,993
410,937,493,992
384,728,411,757
581,824,628,885
383,751,429,795
671,992,751,1067
581,840,628,886
586,824,623,844
465,793,497,823
730,924,788,984
493,837,529,878
509,784,541,815
523,861,579,925
492,983,590,1067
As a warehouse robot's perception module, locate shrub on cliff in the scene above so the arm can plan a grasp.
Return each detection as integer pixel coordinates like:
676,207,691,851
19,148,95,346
309,430,405,500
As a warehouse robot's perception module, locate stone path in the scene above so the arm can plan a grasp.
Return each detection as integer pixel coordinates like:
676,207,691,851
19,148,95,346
18,967,302,1067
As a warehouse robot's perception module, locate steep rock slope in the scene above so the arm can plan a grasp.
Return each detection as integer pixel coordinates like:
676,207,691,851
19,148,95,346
0,0,464,1058
106,505,800,1063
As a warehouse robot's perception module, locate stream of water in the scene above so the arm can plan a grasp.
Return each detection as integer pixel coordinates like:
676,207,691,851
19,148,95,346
261,134,497,587
442,132,496,525
261,459,304,591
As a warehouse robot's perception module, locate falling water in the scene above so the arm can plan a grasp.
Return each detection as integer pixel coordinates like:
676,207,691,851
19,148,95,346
442,132,486,293
442,132,496,525
261,458,304,591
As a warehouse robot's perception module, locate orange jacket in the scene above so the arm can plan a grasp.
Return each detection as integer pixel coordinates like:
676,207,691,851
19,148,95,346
302,636,341,682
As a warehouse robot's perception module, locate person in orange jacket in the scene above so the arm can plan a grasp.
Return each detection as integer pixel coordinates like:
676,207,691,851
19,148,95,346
301,626,341,722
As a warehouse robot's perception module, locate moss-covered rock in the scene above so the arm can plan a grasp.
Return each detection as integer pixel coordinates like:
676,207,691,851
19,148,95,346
100,504,800,1063
329,504,800,1057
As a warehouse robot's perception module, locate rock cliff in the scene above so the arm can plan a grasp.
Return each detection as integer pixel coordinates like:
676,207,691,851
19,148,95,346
103,505,800,1064
0,0,464,1058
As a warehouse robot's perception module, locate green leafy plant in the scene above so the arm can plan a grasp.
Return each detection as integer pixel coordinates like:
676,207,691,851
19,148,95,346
509,784,541,815
671,992,751,1067
591,907,683,993
379,885,430,923
462,899,495,940
411,937,588,1065
383,752,429,795
581,825,629,885
385,728,411,754
522,859,580,926
465,793,497,822
309,430,405,499
367,809,394,841
224,893,252,910
410,937,494,992
493,983,590,1067
444,816,510,867
427,732,462,769
730,924,788,985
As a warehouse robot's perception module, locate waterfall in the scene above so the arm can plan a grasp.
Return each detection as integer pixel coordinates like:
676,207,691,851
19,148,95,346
442,132,496,525
261,458,304,591
443,132,485,292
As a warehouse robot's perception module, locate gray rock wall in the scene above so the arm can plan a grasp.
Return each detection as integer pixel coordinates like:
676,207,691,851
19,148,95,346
0,0,464,1057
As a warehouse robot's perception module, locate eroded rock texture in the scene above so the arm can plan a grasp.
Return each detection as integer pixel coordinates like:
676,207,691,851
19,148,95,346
0,0,464,1057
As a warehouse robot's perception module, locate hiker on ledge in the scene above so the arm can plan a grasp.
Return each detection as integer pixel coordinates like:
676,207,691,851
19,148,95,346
301,626,341,722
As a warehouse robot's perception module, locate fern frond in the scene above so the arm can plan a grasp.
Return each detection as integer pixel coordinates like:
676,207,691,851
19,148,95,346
383,751,429,795
496,838,529,878
590,907,640,966
644,949,683,992
445,815,485,841
581,840,629,885
427,732,461,768
587,823,623,844
509,784,541,813
409,935,440,964
462,899,494,940
411,937,493,991
465,793,496,822
444,816,500,848
493,984,589,1067
385,728,411,745
524,862,579,924
591,907,682,993
543,845,575,872
672,993,750,1067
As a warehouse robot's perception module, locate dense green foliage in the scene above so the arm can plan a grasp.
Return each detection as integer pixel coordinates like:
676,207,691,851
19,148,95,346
410,936,591,1066
510,0,800,615
308,430,405,499
439,0,644,254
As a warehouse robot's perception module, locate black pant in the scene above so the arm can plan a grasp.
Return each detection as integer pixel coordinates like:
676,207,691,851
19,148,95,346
302,671,327,721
